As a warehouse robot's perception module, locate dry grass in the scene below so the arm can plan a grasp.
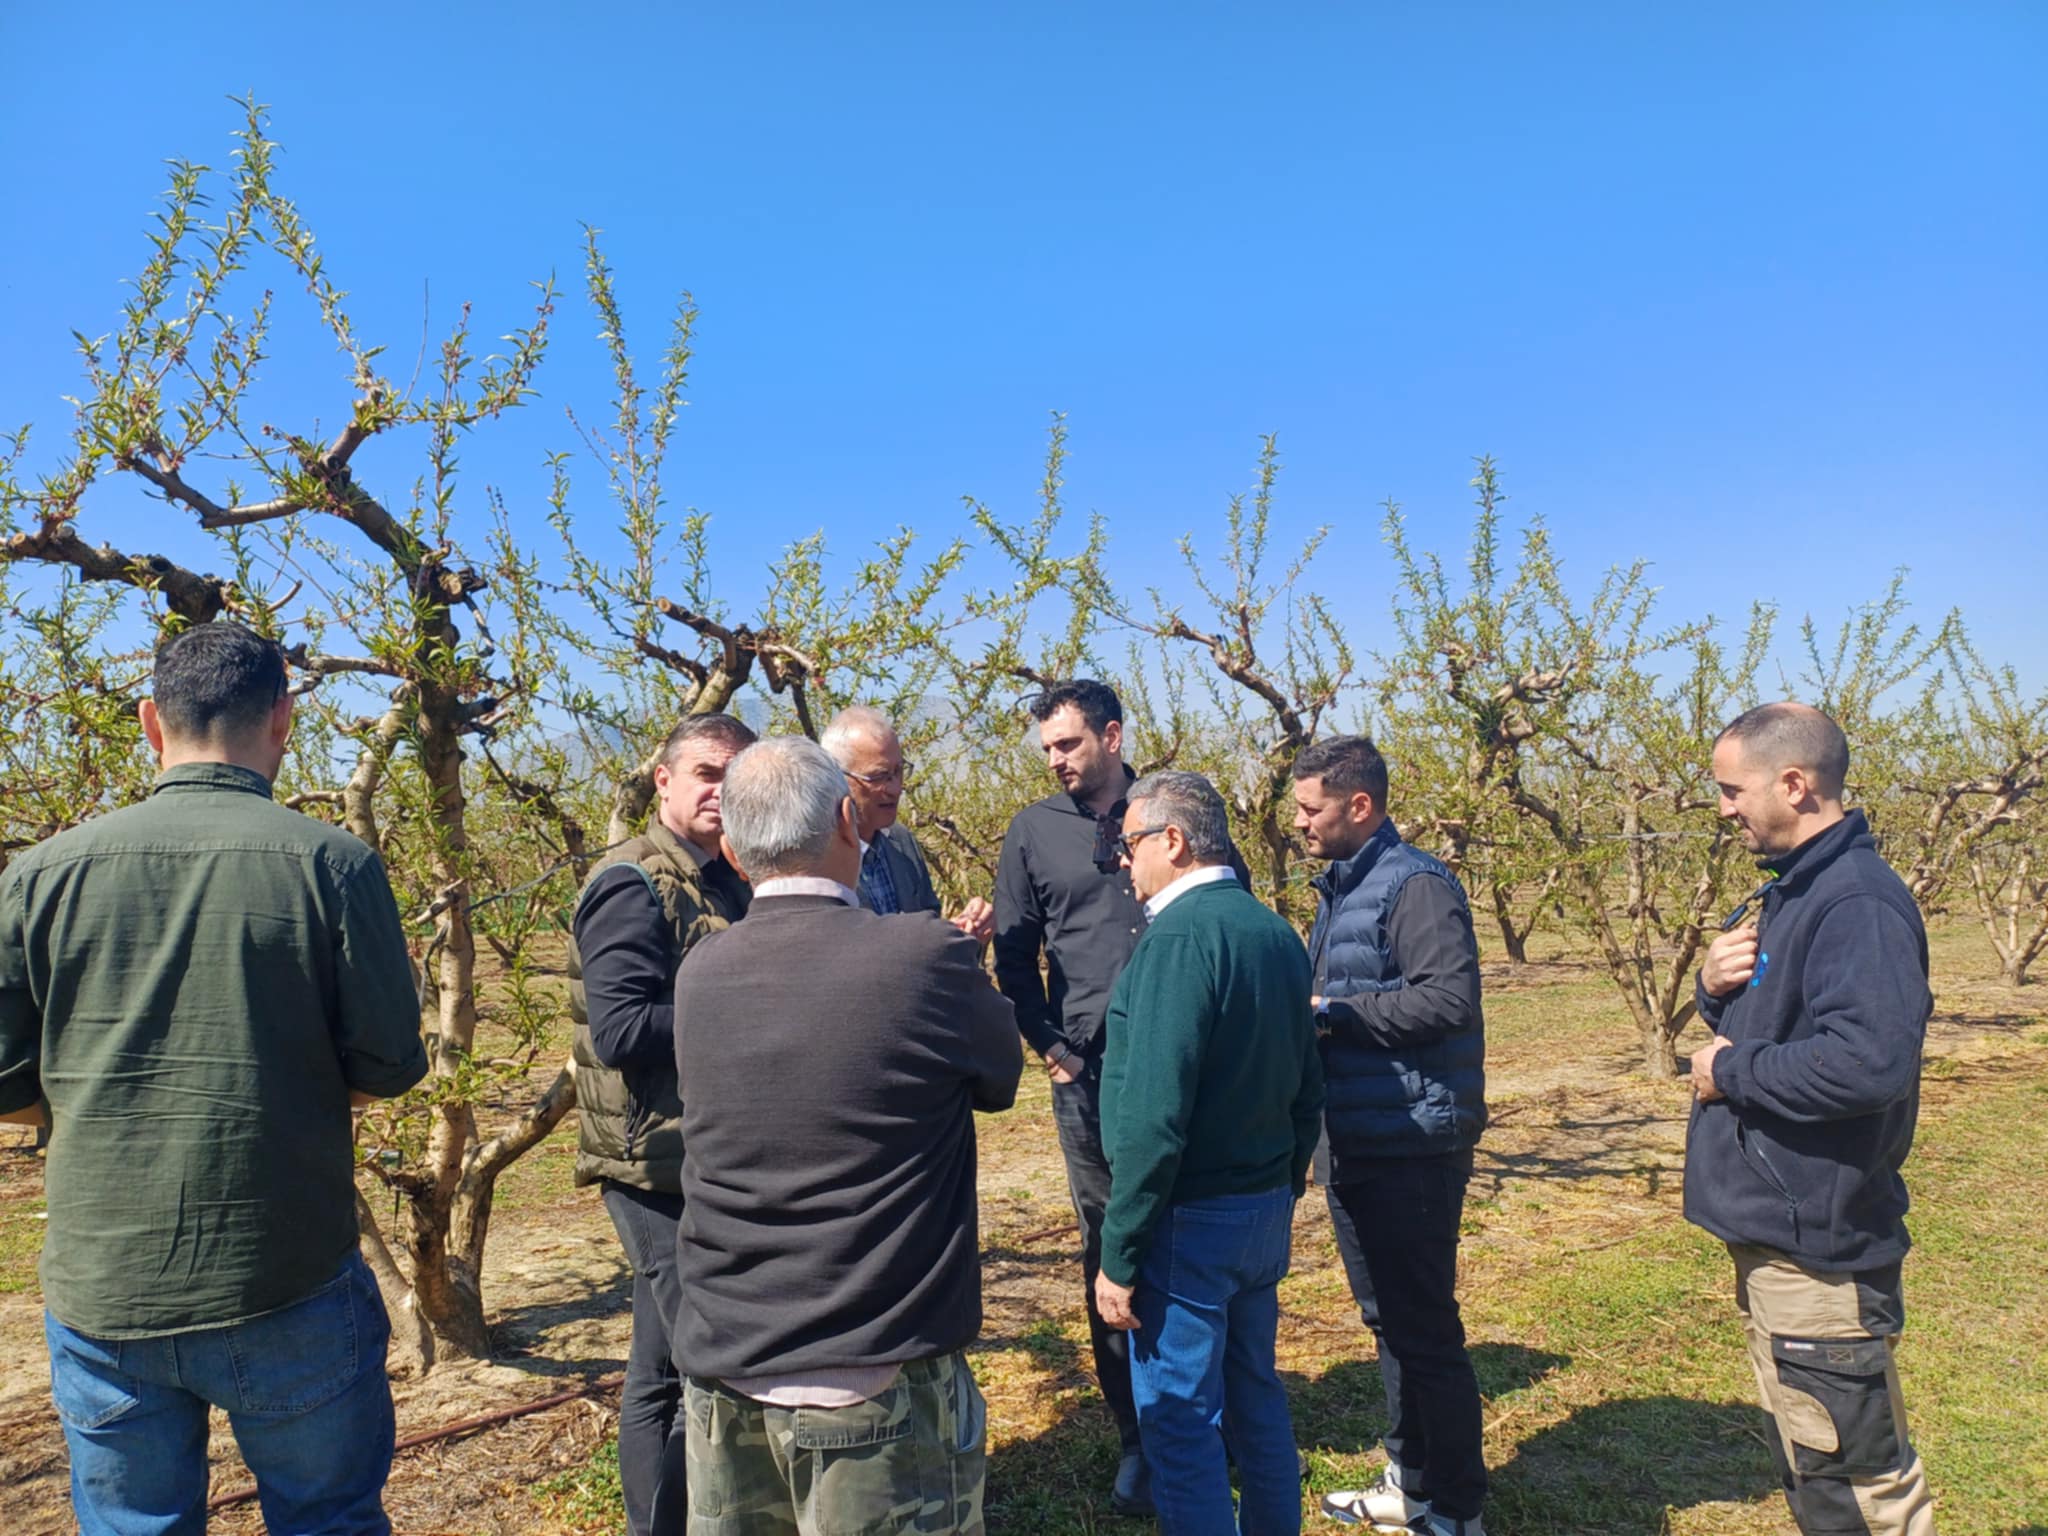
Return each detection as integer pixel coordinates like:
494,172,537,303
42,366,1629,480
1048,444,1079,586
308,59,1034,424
3,919,2045,1534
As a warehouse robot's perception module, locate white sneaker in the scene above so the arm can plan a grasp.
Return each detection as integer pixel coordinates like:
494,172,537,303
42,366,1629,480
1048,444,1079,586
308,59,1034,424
1318,1464,1428,1529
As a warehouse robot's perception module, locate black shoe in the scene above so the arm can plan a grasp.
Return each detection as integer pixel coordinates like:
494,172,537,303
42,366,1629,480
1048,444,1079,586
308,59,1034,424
1111,1450,1155,1517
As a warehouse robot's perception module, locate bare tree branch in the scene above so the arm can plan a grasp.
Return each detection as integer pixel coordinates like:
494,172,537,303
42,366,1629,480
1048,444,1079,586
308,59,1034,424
1,519,228,623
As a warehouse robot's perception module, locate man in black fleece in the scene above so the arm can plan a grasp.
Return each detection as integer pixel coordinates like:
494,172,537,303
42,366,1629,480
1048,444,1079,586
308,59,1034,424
669,736,1021,1535
1689,702,1936,1536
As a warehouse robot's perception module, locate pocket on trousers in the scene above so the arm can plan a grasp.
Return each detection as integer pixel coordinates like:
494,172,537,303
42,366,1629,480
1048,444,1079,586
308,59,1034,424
226,1258,369,1414
1770,1334,1903,1476
46,1322,143,1431
793,1381,914,1451
947,1355,986,1456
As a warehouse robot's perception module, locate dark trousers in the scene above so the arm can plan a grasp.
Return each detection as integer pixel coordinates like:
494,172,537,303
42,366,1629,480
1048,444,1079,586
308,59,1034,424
601,1180,688,1536
1325,1151,1487,1522
1050,1062,1143,1452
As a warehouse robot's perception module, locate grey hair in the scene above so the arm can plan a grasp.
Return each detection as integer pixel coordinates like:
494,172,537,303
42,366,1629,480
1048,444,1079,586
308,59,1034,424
719,737,852,878
1128,769,1233,863
819,704,897,765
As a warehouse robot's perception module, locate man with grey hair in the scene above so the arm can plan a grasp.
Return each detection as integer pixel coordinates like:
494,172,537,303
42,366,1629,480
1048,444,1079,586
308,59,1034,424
1689,702,1937,1536
666,736,1021,1534
1093,769,1323,1536
820,704,994,940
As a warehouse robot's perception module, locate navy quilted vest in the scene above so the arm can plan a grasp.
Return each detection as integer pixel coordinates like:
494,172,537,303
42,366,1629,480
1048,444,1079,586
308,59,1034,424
1310,820,1487,1160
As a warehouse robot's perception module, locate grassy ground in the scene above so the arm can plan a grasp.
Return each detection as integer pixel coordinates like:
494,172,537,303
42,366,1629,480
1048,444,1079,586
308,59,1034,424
534,920,2048,1536
6,920,2045,1534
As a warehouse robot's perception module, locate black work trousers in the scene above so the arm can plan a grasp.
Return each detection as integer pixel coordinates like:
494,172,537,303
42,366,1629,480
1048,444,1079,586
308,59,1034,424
1325,1150,1487,1523
1050,1060,1143,1452
600,1180,688,1536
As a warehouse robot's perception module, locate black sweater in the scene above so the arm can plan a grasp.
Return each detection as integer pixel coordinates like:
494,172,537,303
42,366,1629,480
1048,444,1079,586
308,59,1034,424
1684,812,1931,1271
671,894,1021,1376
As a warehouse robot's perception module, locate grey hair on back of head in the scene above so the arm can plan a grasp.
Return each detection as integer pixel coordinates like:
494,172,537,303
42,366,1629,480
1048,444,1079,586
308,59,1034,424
718,736,851,878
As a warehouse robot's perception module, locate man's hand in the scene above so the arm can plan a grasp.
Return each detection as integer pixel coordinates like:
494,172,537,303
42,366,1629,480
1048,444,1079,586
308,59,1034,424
949,898,995,945
1691,1036,1733,1102
1095,1271,1138,1332
1043,1049,1078,1085
1701,927,1760,997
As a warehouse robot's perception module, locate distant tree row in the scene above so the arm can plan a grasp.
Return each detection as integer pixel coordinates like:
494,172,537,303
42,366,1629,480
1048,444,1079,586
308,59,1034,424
5,104,2042,1367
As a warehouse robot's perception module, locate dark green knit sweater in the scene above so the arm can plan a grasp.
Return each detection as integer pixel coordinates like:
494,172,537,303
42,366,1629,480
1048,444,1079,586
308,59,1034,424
1098,877,1324,1284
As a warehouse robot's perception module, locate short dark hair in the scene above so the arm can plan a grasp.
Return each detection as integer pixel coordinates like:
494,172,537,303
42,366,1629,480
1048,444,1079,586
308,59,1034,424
1716,703,1850,800
1028,679,1122,733
151,623,287,740
660,711,757,765
1291,734,1390,808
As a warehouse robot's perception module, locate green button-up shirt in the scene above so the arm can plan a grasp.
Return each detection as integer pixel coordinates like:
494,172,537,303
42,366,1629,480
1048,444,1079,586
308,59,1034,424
0,762,428,1336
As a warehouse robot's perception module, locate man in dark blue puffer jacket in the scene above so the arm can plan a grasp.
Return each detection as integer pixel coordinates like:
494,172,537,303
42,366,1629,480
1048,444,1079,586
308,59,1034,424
1293,737,1489,1536
1689,702,1936,1536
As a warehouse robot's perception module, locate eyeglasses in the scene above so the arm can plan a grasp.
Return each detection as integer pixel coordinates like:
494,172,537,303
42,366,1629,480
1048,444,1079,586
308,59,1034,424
1113,825,1171,861
845,761,911,789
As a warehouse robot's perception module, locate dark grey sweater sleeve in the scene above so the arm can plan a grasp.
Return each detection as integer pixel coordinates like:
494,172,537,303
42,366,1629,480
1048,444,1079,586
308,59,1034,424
1321,874,1482,1049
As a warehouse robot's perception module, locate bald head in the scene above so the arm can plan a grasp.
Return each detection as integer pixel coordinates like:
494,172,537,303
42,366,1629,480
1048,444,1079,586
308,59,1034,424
1715,702,1850,801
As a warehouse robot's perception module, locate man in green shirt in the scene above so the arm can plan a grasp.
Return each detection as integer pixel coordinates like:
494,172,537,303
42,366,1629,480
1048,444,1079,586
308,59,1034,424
1094,769,1323,1536
0,622,428,1534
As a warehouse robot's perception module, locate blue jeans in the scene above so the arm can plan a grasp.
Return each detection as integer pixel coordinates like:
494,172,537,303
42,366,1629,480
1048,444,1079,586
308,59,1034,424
45,1250,396,1536
1129,1187,1300,1536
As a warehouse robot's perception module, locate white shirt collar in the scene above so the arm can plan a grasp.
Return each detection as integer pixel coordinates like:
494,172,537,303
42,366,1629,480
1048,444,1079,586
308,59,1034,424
1143,863,1237,919
752,876,859,906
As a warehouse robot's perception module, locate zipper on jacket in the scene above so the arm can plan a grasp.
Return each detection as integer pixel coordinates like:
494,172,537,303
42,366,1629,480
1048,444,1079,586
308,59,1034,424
1735,1119,1802,1244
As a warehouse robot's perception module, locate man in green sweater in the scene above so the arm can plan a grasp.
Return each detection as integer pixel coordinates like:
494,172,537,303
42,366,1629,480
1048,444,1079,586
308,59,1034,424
1095,769,1324,1536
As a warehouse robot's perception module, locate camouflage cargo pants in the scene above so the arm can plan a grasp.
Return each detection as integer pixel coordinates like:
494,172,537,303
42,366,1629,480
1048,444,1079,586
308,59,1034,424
681,1351,987,1535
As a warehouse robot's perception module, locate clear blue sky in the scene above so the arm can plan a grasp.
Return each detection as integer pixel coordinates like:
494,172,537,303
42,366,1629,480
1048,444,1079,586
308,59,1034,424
3,3,2043,689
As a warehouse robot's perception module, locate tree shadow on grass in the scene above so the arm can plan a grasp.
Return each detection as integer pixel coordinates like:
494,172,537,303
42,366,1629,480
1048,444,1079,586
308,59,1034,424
1486,1394,1781,1535
483,1253,633,1379
1290,1344,1571,1459
985,1395,1153,1536
987,1344,1573,1534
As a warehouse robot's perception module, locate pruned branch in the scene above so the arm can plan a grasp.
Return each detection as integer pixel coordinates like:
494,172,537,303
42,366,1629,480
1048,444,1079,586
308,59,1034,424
1,519,228,623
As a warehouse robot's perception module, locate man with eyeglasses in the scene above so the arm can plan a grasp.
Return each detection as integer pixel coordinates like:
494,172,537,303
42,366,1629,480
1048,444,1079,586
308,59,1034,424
822,705,994,940
1093,769,1322,1536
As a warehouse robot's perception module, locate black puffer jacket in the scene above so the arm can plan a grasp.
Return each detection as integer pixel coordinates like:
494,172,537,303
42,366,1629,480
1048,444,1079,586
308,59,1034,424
1684,811,1930,1272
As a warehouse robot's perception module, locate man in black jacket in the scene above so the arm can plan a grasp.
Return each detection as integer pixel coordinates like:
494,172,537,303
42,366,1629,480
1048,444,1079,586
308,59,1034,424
671,735,1020,1534
1688,703,1936,1536
566,711,755,1536
991,679,1160,1513
1295,737,1489,1536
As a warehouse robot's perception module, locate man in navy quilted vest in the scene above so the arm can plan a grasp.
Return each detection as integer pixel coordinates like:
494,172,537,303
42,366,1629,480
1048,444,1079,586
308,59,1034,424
1291,736,1489,1536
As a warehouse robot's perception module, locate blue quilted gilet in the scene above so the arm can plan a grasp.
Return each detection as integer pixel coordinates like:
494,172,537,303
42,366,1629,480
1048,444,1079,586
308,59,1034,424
1310,820,1487,1160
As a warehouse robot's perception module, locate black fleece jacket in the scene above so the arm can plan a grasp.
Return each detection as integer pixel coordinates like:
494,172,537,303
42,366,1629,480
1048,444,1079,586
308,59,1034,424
1683,811,1931,1272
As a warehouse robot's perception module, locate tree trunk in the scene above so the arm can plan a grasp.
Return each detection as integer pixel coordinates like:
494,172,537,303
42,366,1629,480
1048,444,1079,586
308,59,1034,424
405,643,494,1357
1641,1020,1681,1078
1489,881,1529,965
356,1192,435,1376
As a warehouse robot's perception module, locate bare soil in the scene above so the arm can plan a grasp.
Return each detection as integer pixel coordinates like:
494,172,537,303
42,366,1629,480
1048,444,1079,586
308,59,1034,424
1,938,2041,1534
